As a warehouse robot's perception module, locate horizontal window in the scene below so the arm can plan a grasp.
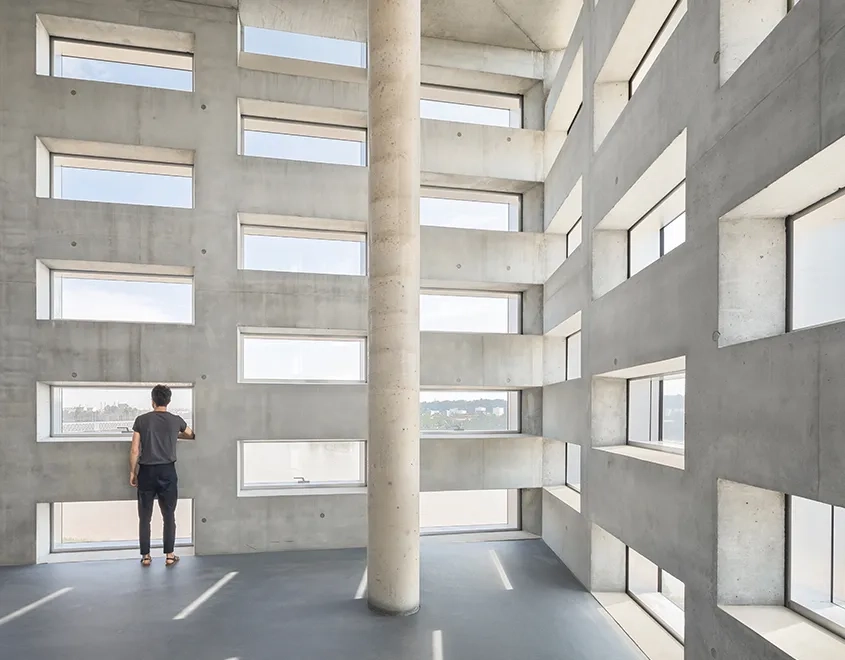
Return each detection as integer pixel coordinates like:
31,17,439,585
242,117,367,166
627,547,685,643
51,155,193,208
51,500,193,552
629,182,686,277
240,333,366,383
789,192,845,331
50,270,193,324
421,391,520,434
241,440,365,490
421,489,519,534
789,496,845,638
627,372,685,452
567,218,582,257
242,26,366,68
629,0,687,97
565,443,581,492
421,86,521,128
52,39,192,91
50,385,193,439
421,291,520,334
566,331,582,380
421,188,520,232
242,225,366,276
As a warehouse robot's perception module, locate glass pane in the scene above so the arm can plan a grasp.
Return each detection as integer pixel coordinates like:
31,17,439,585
54,166,192,208
567,219,582,256
55,54,192,91
661,569,686,611
243,130,365,166
242,441,363,487
629,219,660,276
420,489,514,531
790,496,833,608
242,336,364,382
661,375,685,445
628,548,659,595
566,443,581,492
834,506,845,607
420,99,513,127
566,331,582,380
628,378,653,444
242,27,366,67
55,386,192,436
629,0,687,95
421,391,516,433
662,213,686,254
791,211,845,330
55,500,192,549
420,196,513,231
54,275,193,324
421,293,515,333
242,233,365,275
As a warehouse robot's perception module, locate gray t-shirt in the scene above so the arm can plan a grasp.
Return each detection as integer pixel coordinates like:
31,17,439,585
133,411,186,465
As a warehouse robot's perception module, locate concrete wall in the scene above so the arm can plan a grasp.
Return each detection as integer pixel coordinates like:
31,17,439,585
0,0,553,565
541,0,845,658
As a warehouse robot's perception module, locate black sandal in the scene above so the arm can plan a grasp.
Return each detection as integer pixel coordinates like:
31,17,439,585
141,555,152,567
165,555,180,567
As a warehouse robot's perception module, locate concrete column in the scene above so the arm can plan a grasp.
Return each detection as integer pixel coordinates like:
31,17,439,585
366,0,421,616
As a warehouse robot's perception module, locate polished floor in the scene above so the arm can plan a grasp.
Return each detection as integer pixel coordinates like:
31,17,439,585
0,539,645,660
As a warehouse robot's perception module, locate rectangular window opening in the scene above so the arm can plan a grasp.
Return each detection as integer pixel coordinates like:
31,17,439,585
49,385,193,440
421,390,520,434
241,26,367,68
627,372,685,453
421,86,522,128
565,331,582,381
241,117,367,166
627,547,685,643
51,38,193,91
51,499,193,552
51,154,193,208
420,489,520,534
240,332,367,383
565,443,581,492
241,225,367,276
566,218,583,257
628,182,686,277
629,0,687,97
421,188,521,232
240,440,366,490
421,291,521,334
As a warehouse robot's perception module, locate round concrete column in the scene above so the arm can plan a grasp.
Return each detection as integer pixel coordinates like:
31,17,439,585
366,0,421,616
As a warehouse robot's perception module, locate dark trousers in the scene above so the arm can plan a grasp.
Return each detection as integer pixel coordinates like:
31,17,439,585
137,462,178,555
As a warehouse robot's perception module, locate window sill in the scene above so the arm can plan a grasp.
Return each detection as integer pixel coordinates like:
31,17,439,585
594,592,683,660
544,486,581,513
238,51,366,84
421,432,536,441
720,605,845,660
596,445,685,471
238,486,366,498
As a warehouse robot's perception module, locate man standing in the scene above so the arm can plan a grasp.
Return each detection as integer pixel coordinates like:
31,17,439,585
129,384,195,567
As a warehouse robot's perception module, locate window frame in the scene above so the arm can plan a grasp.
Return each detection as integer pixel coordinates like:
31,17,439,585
240,224,368,276
238,331,368,384
50,37,193,89
420,85,523,129
420,187,522,232
241,116,368,166
239,439,367,492
626,371,685,455
49,269,195,325
626,547,686,643
566,103,583,135
628,0,687,98
565,330,582,381
786,496,845,639
420,289,522,334
240,25,367,68
420,390,521,436
627,181,686,278
566,218,583,257
420,489,521,535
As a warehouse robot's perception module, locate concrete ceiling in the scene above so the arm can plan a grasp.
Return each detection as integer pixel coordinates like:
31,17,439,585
233,0,583,51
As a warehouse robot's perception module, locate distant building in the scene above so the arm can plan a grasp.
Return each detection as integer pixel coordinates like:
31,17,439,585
493,407,505,416
475,406,486,413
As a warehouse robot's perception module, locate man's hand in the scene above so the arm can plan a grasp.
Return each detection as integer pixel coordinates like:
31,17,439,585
129,472,137,487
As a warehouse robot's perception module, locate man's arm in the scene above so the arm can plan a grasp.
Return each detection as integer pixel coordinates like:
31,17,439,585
129,431,141,486
178,425,195,440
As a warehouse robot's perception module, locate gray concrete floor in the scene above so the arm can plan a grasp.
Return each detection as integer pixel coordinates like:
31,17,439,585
0,539,645,660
